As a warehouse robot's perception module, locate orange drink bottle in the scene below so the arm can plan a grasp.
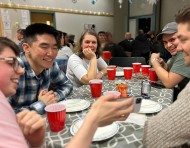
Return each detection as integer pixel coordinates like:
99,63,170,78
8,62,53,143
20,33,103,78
117,83,128,98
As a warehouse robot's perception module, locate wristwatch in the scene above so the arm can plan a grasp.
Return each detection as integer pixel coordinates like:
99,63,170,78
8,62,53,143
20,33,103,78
151,58,159,64
100,71,104,76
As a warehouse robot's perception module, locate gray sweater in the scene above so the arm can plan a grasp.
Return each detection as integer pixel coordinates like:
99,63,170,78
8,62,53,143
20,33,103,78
143,82,190,148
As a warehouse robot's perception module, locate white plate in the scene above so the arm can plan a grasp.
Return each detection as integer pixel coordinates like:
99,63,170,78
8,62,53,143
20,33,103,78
116,71,124,77
70,119,119,142
139,99,162,114
59,99,90,113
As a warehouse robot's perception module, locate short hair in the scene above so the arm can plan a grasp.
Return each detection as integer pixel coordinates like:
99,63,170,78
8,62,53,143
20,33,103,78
175,4,190,29
105,32,112,37
74,30,102,59
98,31,106,35
0,37,20,56
138,29,144,35
57,31,68,47
24,23,60,48
17,29,25,36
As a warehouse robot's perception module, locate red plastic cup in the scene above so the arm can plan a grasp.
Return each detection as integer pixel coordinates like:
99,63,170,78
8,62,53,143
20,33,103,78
103,91,121,98
45,104,66,132
89,79,103,98
149,68,158,82
107,68,116,80
102,51,112,60
141,65,151,75
132,63,141,73
107,65,116,70
123,67,133,80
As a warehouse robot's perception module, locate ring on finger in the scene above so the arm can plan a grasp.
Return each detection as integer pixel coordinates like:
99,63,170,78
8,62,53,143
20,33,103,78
121,114,126,117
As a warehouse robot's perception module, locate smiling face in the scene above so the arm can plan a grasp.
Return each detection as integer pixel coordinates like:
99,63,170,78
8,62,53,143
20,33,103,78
177,22,190,66
81,34,97,53
162,33,178,55
0,47,24,97
23,34,58,75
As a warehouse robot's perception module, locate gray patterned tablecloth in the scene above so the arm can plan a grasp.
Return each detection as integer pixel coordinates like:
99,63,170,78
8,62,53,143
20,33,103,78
45,76,173,148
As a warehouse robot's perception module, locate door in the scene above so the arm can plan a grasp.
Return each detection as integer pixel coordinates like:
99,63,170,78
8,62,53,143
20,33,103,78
138,18,151,33
129,18,136,39
30,11,55,27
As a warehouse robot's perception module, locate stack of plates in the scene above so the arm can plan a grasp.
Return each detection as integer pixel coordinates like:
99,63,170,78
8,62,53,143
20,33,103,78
70,119,119,141
59,99,90,113
116,71,124,77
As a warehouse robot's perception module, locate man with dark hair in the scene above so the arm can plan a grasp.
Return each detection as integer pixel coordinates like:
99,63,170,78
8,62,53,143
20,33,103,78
143,5,190,147
17,29,25,52
9,23,73,114
98,31,107,48
0,37,45,147
150,22,190,98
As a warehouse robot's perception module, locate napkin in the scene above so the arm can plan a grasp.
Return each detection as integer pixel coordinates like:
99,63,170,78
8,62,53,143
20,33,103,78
125,113,147,126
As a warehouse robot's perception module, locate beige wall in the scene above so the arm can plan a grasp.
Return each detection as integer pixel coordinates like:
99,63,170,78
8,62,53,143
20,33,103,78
113,0,129,43
1,0,190,44
160,0,190,28
56,13,113,41
113,0,190,42
113,0,155,43
0,0,114,42
129,0,153,17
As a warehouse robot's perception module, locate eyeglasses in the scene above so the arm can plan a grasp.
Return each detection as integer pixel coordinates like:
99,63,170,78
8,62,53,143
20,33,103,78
0,57,19,72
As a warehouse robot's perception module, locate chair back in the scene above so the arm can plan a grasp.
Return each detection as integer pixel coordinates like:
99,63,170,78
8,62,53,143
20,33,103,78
109,57,147,67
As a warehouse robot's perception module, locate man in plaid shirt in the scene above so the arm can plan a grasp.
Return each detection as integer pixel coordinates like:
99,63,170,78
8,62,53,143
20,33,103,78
9,23,73,114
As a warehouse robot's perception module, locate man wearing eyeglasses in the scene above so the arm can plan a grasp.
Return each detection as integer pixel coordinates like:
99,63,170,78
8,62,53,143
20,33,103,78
9,23,73,114
150,22,190,101
0,37,45,147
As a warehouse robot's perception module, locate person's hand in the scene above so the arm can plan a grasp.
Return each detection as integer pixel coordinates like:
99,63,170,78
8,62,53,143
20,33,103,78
87,95,134,127
38,89,57,105
158,57,167,68
83,48,96,60
150,53,160,62
16,110,45,147
96,72,104,79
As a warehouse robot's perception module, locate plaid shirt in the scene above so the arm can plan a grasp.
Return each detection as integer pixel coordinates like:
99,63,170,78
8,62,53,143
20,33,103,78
9,53,73,114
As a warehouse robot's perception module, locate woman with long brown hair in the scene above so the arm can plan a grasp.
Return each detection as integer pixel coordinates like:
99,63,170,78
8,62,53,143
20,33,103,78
66,30,107,87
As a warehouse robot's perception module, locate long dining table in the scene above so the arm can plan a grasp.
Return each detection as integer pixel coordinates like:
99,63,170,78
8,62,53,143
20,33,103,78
45,73,173,148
